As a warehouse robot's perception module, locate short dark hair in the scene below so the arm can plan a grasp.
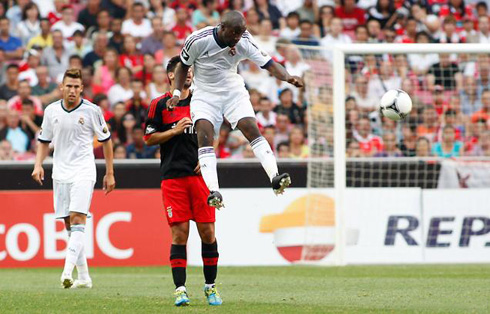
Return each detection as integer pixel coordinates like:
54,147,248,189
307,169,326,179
299,19,312,26
93,93,108,104
22,98,34,107
69,55,83,63
22,2,40,21
132,2,144,9
63,68,83,82
477,1,488,10
277,141,290,151
166,55,182,74
6,64,20,71
287,12,300,20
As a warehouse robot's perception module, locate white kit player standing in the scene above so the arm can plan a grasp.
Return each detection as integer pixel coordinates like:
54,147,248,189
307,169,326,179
167,11,304,208
32,69,116,289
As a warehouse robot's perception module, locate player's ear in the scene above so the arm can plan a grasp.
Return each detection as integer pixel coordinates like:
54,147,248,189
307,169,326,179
168,72,175,81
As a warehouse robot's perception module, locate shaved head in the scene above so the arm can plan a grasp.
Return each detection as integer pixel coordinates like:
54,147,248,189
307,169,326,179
218,10,247,47
222,10,246,29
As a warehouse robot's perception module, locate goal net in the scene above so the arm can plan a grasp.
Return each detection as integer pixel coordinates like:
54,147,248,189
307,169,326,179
296,43,490,265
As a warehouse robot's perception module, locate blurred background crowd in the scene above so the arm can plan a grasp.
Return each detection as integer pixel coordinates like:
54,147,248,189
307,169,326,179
0,0,490,161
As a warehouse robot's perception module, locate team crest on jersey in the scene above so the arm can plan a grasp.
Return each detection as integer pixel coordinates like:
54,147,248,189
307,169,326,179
78,117,84,125
260,50,267,57
167,206,173,218
103,127,108,134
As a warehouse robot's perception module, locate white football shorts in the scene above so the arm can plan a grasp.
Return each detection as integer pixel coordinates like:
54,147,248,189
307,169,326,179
190,88,256,130
53,180,95,219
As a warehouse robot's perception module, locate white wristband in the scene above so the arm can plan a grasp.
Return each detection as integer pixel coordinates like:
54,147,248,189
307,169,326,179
173,90,181,98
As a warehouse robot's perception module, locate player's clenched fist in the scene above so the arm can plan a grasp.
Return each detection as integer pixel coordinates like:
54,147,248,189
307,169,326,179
287,75,304,88
166,95,180,111
31,165,44,185
173,117,193,135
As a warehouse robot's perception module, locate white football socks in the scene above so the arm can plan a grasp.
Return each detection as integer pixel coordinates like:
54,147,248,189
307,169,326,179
198,147,220,192
63,224,85,277
250,137,279,182
76,247,90,281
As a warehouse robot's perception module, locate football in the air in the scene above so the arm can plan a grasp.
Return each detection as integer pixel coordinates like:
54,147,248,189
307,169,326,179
379,89,412,121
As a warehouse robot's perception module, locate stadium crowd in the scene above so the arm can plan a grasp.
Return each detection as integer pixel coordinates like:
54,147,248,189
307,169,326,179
1,0,490,161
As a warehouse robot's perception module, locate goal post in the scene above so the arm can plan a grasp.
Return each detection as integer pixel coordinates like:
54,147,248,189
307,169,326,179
297,43,490,266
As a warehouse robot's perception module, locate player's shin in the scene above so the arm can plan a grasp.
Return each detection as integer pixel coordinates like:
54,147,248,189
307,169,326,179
170,244,187,289
250,136,279,182
76,246,90,281
198,147,220,192
202,240,219,286
63,224,85,277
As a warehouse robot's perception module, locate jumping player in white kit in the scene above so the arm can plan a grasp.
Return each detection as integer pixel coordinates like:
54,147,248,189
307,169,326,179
31,69,116,289
166,11,304,208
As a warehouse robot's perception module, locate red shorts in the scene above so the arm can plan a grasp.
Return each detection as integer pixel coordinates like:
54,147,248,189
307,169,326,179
161,175,215,226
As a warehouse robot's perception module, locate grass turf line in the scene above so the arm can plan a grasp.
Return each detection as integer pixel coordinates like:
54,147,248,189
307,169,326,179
0,265,489,313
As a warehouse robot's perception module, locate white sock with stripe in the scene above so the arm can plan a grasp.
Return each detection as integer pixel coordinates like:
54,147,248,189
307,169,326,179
250,137,278,182
198,147,220,192
63,224,85,277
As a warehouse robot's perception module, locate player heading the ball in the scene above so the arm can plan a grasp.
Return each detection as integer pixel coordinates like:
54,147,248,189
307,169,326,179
166,11,304,208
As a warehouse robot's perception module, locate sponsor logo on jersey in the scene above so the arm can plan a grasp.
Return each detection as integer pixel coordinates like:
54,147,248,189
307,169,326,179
79,117,84,125
167,206,173,218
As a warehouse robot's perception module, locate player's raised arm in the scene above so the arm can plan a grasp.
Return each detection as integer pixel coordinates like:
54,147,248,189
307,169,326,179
166,62,190,110
264,61,304,88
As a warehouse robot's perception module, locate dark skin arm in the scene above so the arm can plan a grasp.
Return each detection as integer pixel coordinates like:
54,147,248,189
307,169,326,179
166,62,191,110
265,61,304,88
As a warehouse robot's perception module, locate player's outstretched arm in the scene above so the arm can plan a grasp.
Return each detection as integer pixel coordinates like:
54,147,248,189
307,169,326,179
145,118,193,146
32,142,50,185
166,62,191,110
102,139,115,195
265,61,304,88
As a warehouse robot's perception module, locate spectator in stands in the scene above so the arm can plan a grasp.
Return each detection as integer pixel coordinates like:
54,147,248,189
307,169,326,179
107,102,127,143
141,17,165,55
470,130,490,156
275,113,291,145
0,17,23,60
375,132,403,157
367,61,402,100
0,48,5,84
141,53,156,86
277,141,290,158
0,64,20,101
274,89,303,125
460,76,483,115
83,31,109,68
93,48,120,96
254,0,284,30
465,54,490,90
52,5,85,39
399,125,417,157
148,0,176,28
262,125,276,153
171,7,194,44
241,144,255,159
367,0,396,29
347,140,362,157
0,139,14,161
7,80,43,115
397,17,418,43
415,137,431,157
87,9,112,41
350,75,377,112
408,32,439,77
410,2,440,39
417,105,439,143
120,35,144,78
68,31,87,58
288,126,309,158
471,89,490,123
256,97,277,128
432,125,463,157
78,0,101,30
383,27,396,44
296,0,315,23
321,17,352,52
437,16,462,44
155,31,180,67
192,0,219,27
280,12,301,40
126,80,148,125
18,49,41,87
255,18,277,56
146,65,169,101
335,0,366,33
354,25,368,43
31,66,59,106
122,3,152,40
432,85,450,116
47,0,64,25
27,18,52,50
427,53,462,91
292,20,320,46
109,18,124,53
477,16,490,44
0,100,6,129
461,16,478,43
366,19,382,43
0,110,29,153
241,61,271,93
41,30,69,80
353,117,383,156
19,98,42,141
6,0,29,32
108,67,134,107
113,143,127,159
16,2,41,46
101,0,127,20
127,126,158,158
476,1,488,18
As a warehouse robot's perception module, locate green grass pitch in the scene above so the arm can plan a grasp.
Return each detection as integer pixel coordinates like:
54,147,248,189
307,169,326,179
0,265,489,313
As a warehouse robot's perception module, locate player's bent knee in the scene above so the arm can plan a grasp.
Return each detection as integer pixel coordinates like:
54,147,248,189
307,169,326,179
237,117,261,141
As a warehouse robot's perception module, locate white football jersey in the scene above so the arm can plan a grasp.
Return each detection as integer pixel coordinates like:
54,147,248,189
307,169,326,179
180,26,272,93
38,99,111,183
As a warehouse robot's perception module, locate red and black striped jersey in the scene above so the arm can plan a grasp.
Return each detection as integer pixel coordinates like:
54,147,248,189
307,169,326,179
144,92,198,180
